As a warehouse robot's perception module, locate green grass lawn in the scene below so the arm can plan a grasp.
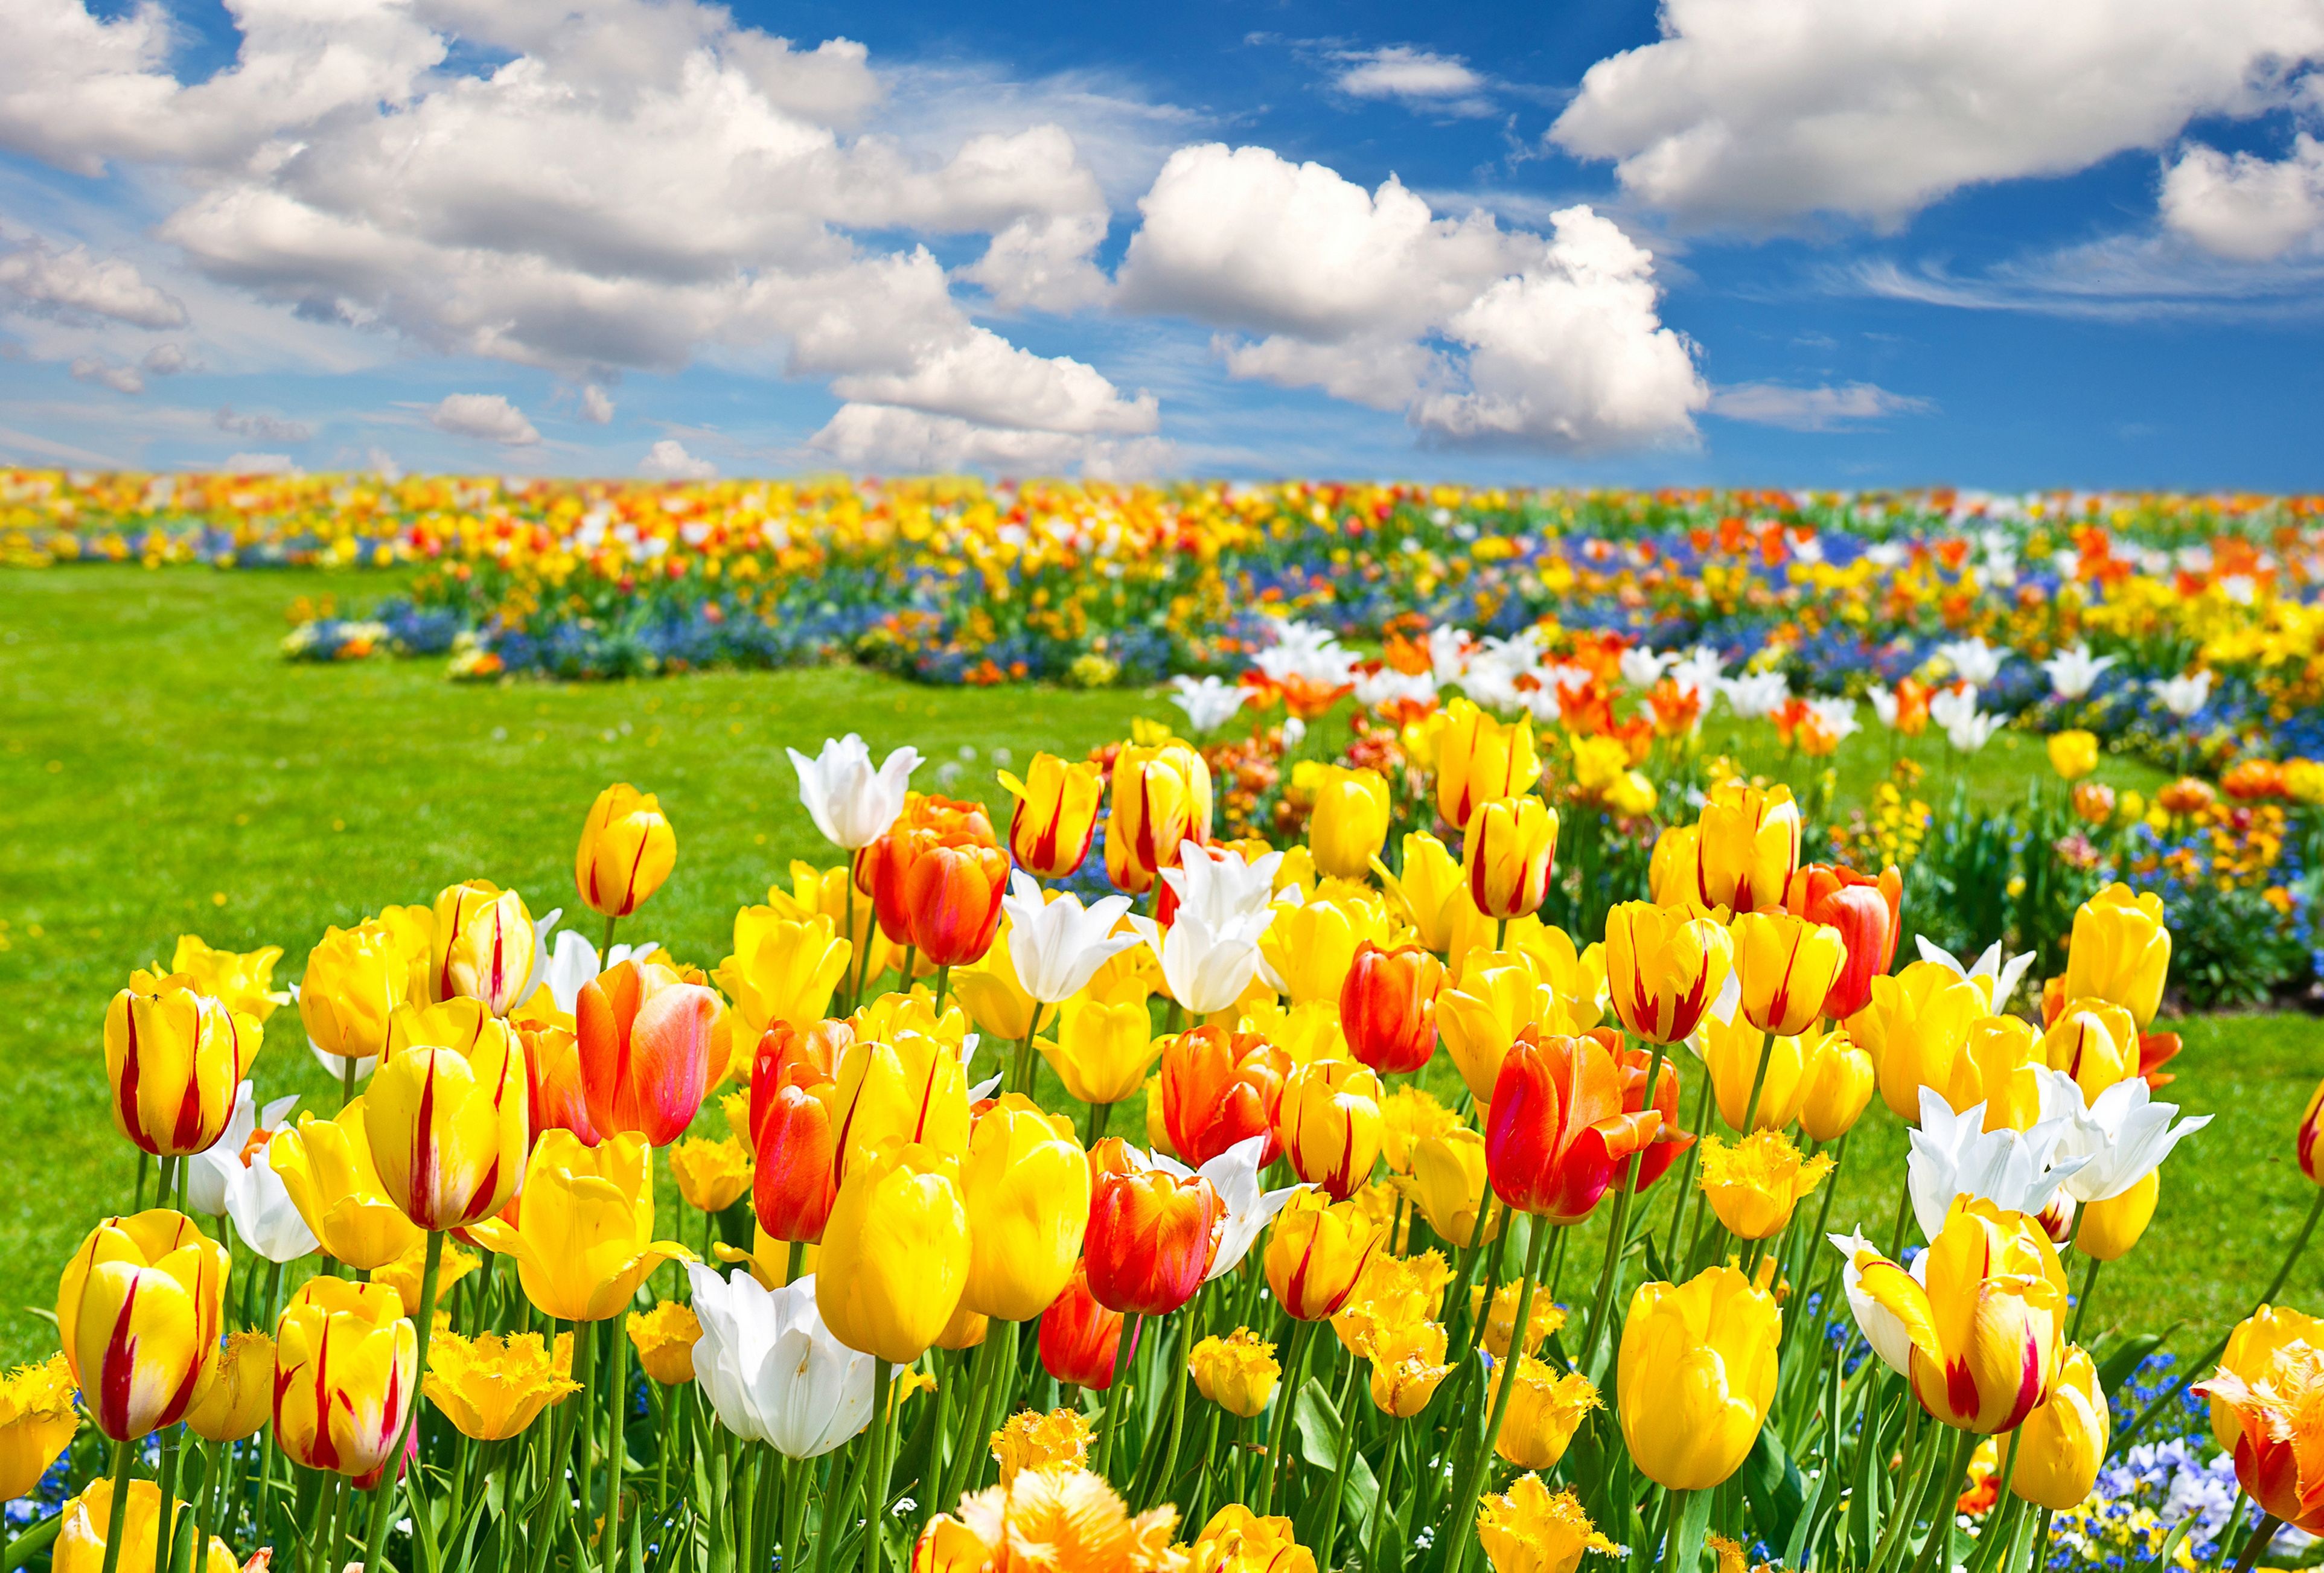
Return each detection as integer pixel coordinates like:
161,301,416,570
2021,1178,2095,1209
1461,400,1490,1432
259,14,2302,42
1,566,2317,1372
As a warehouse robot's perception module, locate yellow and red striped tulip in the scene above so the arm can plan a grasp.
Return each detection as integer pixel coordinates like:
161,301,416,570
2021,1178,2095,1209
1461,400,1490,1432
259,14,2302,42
367,998,528,1230
430,880,538,1017
574,782,677,919
1277,1058,1384,1201
1433,698,1542,834
272,1277,415,1481
57,1210,227,1441
104,975,261,1158
1731,911,1847,1036
1109,738,1213,878
1603,902,1733,1045
1462,796,1558,922
998,753,1103,879
1264,1190,1384,1322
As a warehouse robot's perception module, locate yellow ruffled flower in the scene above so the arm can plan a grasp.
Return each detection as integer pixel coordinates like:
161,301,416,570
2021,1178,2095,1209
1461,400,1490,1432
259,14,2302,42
375,1236,480,1320
426,1327,579,1440
670,1134,755,1213
989,1406,1094,1484
1697,1131,1834,1240
0,1353,79,1500
1189,1329,1279,1418
1489,1356,1599,1469
1470,1278,1568,1361
628,1301,703,1385
1475,1474,1618,1573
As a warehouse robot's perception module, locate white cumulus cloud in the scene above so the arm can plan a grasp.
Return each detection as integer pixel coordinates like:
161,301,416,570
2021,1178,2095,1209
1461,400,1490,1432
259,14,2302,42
0,233,188,327
430,392,540,445
2162,135,2324,261
1333,48,1488,111
639,438,716,479
216,404,314,442
1550,0,2324,227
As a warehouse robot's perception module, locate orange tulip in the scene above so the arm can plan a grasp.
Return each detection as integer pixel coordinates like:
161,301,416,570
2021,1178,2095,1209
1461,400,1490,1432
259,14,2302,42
903,838,1011,968
1784,863,1903,1021
1339,941,1445,1076
576,959,719,1146
1158,1026,1291,1168
1038,1264,1125,1388
1484,1034,1661,1222
1084,1166,1221,1316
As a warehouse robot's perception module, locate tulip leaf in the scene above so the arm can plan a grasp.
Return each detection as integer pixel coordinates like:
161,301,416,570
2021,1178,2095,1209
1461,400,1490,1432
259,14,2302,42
2095,1326,2179,1399
1741,1421,1806,1551
0,1510,62,1573
1292,1377,1379,1527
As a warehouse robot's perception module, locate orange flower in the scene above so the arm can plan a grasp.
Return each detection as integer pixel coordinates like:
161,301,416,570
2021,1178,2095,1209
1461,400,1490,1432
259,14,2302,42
1084,1166,1221,1316
576,960,719,1146
1484,1035,1661,1223
1159,1026,1291,1168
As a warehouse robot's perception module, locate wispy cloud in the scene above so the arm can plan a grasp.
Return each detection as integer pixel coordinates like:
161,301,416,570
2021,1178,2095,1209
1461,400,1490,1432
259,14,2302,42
1708,381,1935,432
1840,231,2324,322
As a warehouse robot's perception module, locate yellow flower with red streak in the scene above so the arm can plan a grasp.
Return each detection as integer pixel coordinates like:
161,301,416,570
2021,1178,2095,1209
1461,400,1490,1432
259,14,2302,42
366,996,529,1230
272,1277,415,1481
1654,782,1802,916
574,782,677,918
1277,1058,1384,1201
57,1210,226,1441
104,974,262,1158
1110,737,1214,878
998,753,1104,879
1433,699,1542,833
2198,1310,2324,1533
1730,911,1847,1036
430,880,538,1017
1462,796,1559,922
1603,901,1734,1045
1265,1190,1385,1322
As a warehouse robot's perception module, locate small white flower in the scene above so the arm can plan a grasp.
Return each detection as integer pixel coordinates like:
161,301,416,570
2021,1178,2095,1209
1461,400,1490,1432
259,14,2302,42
193,1084,318,1263
2153,671,2214,719
787,735,922,850
1935,636,2008,686
2041,642,2117,701
1166,674,1247,734
1197,1134,1308,1281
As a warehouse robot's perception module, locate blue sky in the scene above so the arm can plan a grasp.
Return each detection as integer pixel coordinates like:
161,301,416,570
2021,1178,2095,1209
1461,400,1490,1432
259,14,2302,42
3,0,2322,485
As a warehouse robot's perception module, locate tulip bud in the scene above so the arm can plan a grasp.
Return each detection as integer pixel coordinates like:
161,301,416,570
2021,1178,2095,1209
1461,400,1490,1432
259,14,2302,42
816,1142,971,1364
1159,1026,1290,1167
1307,765,1392,881
467,1130,695,1322
1731,912,1847,1036
2039,998,2142,1102
1263,1191,1382,1321
998,753,1103,879
272,1277,417,1480
904,838,1011,968
1039,982,1158,1106
2010,1345,2108,1510
1189,1327,1280,1418
270,1103,423,1271
186,1329,274,1443
575,783,677,919
1036,1265,1123,1389
1395,1128,1501,1248
1795,1033,1877,1142
750,1080,837,1245
1784,863,1903,1021
1109,739,1213,878
104,977,261,1158
54,1480,239,1573
300,921,413,1068
367,1000,529,1230
2076,1169,2159,1262
1462,796,1559,922
57,1210,227,1441
1434,699,1542,832
577,959,719,1146
2062,883,2171,1027
1486,1034,1660,1223
1339,942,1445,1076
1277,1058,1385,1202
960,1096,1090,1323
431,881,538,1017
1617,1266,1780,1490
1489,1355,1598,1469
2046,730,2099,783
1604,902,1734,1045
1085,1166,1220,1316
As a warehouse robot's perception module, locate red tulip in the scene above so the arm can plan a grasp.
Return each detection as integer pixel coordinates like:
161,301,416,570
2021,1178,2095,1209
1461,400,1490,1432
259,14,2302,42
749,1018,852,1146
902,839,1010,967
1784,863,1902,1021
1083,1167,1220,1316
1484,1033,1662,1222
519,1023,598,1147
1339,941,1445,1076
753,1082,838,1244
1038,1264,1124,1389
1159,1026,1290,1168
575,959,718,1147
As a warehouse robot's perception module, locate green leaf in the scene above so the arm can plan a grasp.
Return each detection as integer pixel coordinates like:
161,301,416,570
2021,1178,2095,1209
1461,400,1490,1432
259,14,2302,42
1741,1421,1807,1551
1671,1485,1716,1573
1292,1377,1380,1529
2095,1327,2179,1398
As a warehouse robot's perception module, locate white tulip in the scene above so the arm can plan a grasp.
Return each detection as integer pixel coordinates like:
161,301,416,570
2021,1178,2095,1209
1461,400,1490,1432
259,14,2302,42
538,930,662,1015
1197,1134,1307,1281
1905,1086,2092,1242
1720,671,1790,721
1160,842,1282,931
686,1265,874,1459
187,1083,318,1262
1000,871,1141,1004
1166,675,1248,735
1353,668,1436,711
1618,646,1675,689
1867,684,1903,730
1129,910,1269,1016
1426,626,1473,686
188,1082,300,1217
1805,697,1861,744
1935,636,2008,686
1913,935,2038,1014
1827,1228,1924,1377
2153,671,2214,719
2040,642,2117,701
2034,1068,2212,1204
787,735,922,850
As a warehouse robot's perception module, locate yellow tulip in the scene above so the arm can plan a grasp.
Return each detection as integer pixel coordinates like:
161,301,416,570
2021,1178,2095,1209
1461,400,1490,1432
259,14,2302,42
1368,1319,1454,1418
1235,998,1346,1067
628,1301,703,1385
270,1102,423,1270
1379,1085,1458,1175
1040,980,1158,1106
159,936,286,1021
1949,1015,2044,1130
997,753,1105,879
575,782,677,919
2047,731,2099,782
1731,911,1847,1036
1190,1328,1280,1418
272,1277,416,1479
670,1134,754,1213
1259,893,1392,1006
186,1329,274,1442
951,921,1039,1042
1501,919,1606,1030
1604,901,1735,1045
1859,960,1991,1122
1470,1279,1568,1361
1265,1191,1384,1321
1475,1474,1617,1573
1394,1128,1502,1248
2061,883,2171,1027
1854,1197,2068,1432
960,1096,1090,1322
1186,1506,1316,1573
1434,698,1542,832
1437,953,1552,1107
1307,765,1393,881
1795,1031,1877,1141
0,1354,79,1501
2039,998,2143,1102
426,1328,580,1440
822,1035,972,1185
1490,1356,1598,1469
468,1130,697,1321
1278,1058,1384,1202
57,1210,227,1441
765,861,892,989
430,880,538,1017
1461,796,1559,922
2009,1344,2108,1510
375,1236,479,1320
1698,1131,1834,1240
2077,1170,2160,1261
104,974,261,1158
366,998,528,1230
817,1141,971,1363
1694,780,1803,916
1700,1016,1802,1133
300,920,414,1065
713,909,852,1044
54,1480,237,1573
2209,1305,2324,1452
1617,1265,1780,1489
1372,832,1492,965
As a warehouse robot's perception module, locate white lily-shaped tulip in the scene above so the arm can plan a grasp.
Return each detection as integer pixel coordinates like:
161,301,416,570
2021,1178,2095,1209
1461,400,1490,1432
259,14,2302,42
1827,1227,1926,1376
1130,907,1271,1016
1805,697,1861,743
1935,636,2008,686
686,1264,874,1459
2153,671,2214,719
2034,1067,2212,1204
1353,668,1437,710
1001,871,1141,1004
1426,626,1473,686
1906,1086,2092,1241
188,1082,301,1217
187,1082,318,1262
1720,671,1790,720
1196,1134,1307,1281
1166,674,1247,735
2041,642,2118,701
1866,684,1904,729
1667,646,1723,706
1160,841,1283,931
787,735,922,850
538,930,662,1015
1914,934,2039,1013
1618,646,1675,689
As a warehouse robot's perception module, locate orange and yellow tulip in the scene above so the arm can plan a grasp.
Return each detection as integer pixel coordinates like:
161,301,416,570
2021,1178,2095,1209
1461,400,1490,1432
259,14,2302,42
1339,940,1445,1076
1784,863,1903,1020
1085,1164,1221,1316
1484,1033,1661,1222
576,959,720,1147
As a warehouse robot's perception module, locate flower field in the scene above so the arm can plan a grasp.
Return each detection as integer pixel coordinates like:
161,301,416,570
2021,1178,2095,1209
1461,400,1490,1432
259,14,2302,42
2,553,2323,1573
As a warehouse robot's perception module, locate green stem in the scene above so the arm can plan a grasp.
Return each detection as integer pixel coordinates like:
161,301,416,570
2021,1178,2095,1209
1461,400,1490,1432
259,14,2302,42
864,1357,898,1573
340,1053,358,1111
2232,1514,2282,1573
1442,1220,1553,1573
934,963,952,1013
97,1438,135,1573
1082,1099,1112,1149
1010,1006,1045,1099
1584,1042,1665,1370
152,1424,182,1573
1909,1428,1981,1573
601,910,618,956
1254,1319,1314,1518
1094,1315,1143,1482
602,1314,628,1571
1366,1421,1401,1573
363,1230,445,1573
2067,1252,2102,1346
